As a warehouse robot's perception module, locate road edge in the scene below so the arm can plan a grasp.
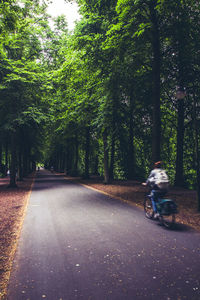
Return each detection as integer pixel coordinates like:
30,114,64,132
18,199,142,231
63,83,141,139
64,177,200,233
1,175,36,300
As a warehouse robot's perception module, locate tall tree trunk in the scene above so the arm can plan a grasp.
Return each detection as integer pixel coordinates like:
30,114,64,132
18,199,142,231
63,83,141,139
23,148,28,177
58,151,61,172
9,133,17,188
195,143,200,212
174,90,185,186
74,133,79,175
65,147,70,175
59,149,65,172
103,128,109,184
32,160,36,172
174,5,188,186
0,142,2,173
18,131,23,181
175,98,184,185
18,150,23,181
94,154,99,175
93,141,99,175
5,142,8,176
84,126,90,179
127,92,136,179
27,147,32,174
150,1,161,163
62,153,65,173
193,93,200,212
109,134,115,180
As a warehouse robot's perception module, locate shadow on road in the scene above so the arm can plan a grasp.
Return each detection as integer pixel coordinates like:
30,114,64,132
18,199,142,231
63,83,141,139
155,221,195,232
171,222,196,232
152,219,194,232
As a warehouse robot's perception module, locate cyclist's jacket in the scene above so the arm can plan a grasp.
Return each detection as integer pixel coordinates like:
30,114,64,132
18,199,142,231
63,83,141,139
146,168,169,191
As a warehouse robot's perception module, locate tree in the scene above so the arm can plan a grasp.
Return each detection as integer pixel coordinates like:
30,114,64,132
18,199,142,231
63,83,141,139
0,0,50,186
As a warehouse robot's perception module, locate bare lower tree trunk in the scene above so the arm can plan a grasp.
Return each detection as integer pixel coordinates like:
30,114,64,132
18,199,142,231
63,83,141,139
84,126,90,179
103,128,109,184
9,133,17,188
94,154,99,175
18,150,23,181
195,122,200,212
175,98,184,186
23,146,28,177
93,141,99,175
109,134,115,180
193,93,200,212
0,142,2,173
173,4,188,186
74,133,79,175
4,142,8,176
150,1,161,163
65,147,70,175
127,96,136,179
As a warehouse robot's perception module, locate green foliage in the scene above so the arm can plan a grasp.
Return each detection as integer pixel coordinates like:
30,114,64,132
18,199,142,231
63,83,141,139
0,0,53,178
43,0,200,191
1,0,200,199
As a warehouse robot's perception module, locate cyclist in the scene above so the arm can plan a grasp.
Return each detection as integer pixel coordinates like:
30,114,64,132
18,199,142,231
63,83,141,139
142,161,169,218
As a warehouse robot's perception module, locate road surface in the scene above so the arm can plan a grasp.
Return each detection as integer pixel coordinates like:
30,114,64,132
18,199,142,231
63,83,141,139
7,170,200,299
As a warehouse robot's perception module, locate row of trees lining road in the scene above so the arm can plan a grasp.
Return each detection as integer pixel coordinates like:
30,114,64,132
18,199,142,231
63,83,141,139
0,0,200,211
0,0,61,186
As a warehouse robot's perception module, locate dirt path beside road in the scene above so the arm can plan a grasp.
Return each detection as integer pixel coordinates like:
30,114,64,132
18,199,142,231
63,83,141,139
0,175,34,299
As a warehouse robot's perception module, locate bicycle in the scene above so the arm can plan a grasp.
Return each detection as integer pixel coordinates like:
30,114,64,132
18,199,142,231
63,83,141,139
144,193,178,229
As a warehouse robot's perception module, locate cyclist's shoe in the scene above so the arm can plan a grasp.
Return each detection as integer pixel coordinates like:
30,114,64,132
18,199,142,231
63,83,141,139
154,213,160,220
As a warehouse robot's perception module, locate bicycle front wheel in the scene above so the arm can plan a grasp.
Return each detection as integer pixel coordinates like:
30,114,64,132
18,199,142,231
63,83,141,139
160,214,175,228
144,196,154,219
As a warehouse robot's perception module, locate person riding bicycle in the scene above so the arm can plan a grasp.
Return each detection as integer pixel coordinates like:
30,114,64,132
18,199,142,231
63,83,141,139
143,161,169,218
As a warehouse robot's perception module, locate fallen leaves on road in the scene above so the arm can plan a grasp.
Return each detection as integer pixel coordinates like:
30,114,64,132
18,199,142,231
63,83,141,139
0,175,34,299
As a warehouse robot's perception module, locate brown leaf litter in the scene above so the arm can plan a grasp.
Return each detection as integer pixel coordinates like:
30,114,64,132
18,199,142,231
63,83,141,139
0,175,34,299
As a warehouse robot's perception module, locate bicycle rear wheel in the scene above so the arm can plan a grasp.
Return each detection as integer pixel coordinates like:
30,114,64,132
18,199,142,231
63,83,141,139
144,196,154,219
160,214,175,228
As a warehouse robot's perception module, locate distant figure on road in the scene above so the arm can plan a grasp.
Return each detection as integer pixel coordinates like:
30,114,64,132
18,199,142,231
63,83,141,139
50,166,54,173
37,166,40,171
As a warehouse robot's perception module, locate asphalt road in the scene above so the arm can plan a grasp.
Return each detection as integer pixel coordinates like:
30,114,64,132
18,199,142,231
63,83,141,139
7,169,200,300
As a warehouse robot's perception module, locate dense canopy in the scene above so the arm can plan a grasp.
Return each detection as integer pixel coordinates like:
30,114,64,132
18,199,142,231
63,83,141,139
0,0,200,210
